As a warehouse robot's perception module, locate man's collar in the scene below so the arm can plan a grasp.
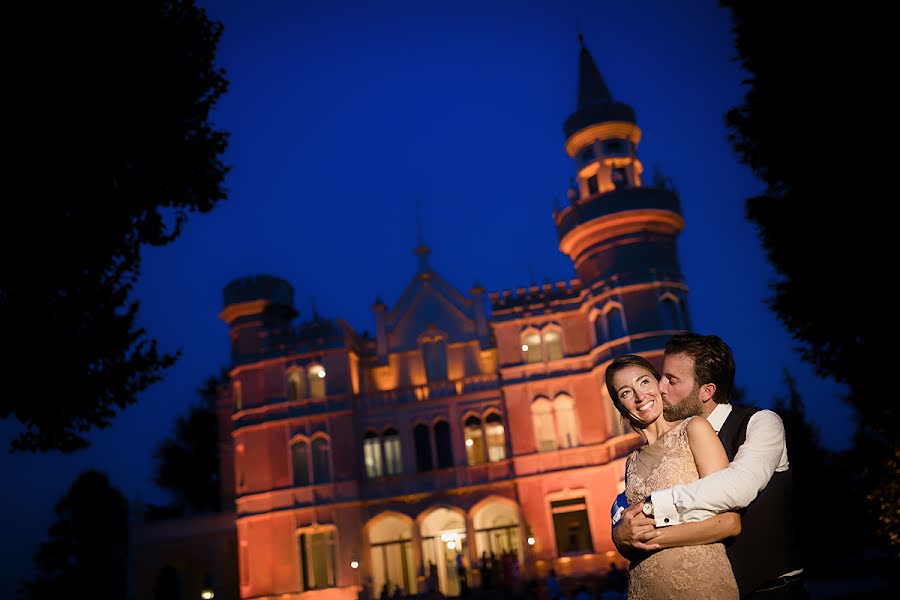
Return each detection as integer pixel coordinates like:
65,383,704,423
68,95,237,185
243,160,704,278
706,403,733,433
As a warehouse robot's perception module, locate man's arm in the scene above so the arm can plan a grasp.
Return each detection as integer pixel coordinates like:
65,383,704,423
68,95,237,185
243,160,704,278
651,410,788,527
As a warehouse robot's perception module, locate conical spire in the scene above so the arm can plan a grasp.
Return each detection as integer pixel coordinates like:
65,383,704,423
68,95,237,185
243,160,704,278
577,34,613,109
563,35,637,139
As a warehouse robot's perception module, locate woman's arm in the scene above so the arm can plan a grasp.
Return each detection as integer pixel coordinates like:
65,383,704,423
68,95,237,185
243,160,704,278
639,511,740,549
639,418,740,549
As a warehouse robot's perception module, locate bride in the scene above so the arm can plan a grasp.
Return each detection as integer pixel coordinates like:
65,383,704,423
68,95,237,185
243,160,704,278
605,354,740,599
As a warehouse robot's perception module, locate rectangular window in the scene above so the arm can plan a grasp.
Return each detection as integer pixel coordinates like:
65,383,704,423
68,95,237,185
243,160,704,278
239,541,250,587
364,437,383,478
587,174,599,195
299,530,336,590
551,497,593,555
423,340,448,382
292,441,310,486
581,146,595,163
384,435,402,475
602,139,626,154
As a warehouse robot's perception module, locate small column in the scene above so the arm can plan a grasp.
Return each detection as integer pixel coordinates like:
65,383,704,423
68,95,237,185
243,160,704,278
373,297,388,362
470,282,490,347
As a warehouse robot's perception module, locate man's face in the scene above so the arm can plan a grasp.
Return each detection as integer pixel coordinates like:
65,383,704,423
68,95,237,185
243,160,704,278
660,352,704,420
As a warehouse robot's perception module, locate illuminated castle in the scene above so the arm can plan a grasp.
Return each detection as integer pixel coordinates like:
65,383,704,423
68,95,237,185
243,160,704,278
128,36,689,600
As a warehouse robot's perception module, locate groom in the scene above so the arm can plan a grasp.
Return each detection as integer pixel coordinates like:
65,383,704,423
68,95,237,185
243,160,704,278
612,333,808,599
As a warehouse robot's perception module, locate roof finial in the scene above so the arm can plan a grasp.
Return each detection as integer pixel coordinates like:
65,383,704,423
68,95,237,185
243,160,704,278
414,195,431,274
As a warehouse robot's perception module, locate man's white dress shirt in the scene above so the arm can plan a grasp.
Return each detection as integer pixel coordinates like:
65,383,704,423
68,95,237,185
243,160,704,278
651,403,790,527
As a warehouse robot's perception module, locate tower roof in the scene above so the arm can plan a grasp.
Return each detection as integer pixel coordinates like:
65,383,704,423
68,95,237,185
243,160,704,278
576,34,613,109
563,35,636,139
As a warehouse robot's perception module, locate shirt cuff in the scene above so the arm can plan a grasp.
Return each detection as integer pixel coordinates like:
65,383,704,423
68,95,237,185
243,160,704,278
651,490,678,527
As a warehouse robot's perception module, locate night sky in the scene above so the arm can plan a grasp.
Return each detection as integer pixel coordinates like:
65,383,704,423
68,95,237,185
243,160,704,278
0,0,853,594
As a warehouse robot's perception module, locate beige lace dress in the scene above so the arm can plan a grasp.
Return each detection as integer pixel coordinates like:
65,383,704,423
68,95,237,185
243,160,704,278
624,417,738,600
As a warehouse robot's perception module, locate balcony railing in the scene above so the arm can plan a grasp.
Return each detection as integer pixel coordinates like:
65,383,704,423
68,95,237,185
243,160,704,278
357,374,500,409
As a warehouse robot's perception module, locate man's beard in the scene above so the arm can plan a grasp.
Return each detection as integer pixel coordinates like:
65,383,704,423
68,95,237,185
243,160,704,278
663,388,703,421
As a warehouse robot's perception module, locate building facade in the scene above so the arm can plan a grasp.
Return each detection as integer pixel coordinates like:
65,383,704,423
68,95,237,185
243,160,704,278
129,37,689,600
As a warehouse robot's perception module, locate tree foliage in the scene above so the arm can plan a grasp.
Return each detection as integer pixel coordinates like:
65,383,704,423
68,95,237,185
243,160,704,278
150,371,227,517
2,0,229,452
721,0,898,548
772,369,840,570
23,470,130,600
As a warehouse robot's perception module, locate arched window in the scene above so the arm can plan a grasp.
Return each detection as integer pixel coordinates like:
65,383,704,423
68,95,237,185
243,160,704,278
521,330,542,364
287,370,305,401
554,395,578,448
422,338,448,382
660,296,683,331
464,416,485,466
233,381,243,411
383,428,402,475
292,439,310,487
312,437,330,483
434,420,453,468
532,398,556,452
543,329,563,361
308,364,326,399
485,413,506,462
606,306,626,340
594,314,606,345
414,423,433,472
235,443,246,490
363,431,383,478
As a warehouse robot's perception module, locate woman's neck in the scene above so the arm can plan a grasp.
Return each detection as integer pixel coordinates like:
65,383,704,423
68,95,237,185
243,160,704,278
640,416,680,445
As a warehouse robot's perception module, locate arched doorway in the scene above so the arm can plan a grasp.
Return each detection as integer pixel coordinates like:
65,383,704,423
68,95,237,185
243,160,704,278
419,507,468,596
367,514,417,597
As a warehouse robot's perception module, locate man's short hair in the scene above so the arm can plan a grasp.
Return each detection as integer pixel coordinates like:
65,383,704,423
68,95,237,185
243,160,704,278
664,333,735,404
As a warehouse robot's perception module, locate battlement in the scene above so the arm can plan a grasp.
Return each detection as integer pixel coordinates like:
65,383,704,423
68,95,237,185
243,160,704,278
223,274,295,309
489,279,583,310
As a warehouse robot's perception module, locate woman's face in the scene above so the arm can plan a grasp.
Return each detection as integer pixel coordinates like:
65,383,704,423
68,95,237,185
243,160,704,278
611,365,662,426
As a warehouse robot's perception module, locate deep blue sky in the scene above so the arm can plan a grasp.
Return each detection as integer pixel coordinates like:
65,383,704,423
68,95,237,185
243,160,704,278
0,0,853,594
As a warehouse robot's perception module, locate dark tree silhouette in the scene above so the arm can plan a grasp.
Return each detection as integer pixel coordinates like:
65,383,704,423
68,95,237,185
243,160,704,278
23,470,130,600
772,369,840,572
150,371,227,517
720,1,898,548
2,0,229,452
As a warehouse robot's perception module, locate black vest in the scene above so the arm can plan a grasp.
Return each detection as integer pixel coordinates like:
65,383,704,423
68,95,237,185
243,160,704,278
717,406,799,598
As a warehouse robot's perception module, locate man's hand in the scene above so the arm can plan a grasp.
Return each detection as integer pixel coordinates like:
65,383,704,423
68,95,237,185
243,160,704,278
612,502,661,556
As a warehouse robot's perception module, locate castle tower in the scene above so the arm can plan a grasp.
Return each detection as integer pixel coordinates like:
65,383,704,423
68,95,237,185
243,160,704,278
554,36,690,353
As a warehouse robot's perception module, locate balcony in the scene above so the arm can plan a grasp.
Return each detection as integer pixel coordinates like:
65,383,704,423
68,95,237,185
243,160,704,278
356,374,500,409
360,459,514,499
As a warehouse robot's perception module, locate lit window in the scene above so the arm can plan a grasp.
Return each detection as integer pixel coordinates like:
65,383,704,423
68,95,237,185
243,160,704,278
554,395,578,449
464,416,485,466
363,431,383,478
383,428,402,475
288,370,304,401
532,399,556,452
233,381,243,411
485,413,506,462
543,329,563,361
308,365,326,398
298,529,336,590
522,331,542,363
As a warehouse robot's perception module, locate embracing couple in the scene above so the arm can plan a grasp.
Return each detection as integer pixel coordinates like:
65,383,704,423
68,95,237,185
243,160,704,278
605,333,809,599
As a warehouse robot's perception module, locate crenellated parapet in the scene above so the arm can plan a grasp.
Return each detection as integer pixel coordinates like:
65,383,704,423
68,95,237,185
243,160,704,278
489,279,584,319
